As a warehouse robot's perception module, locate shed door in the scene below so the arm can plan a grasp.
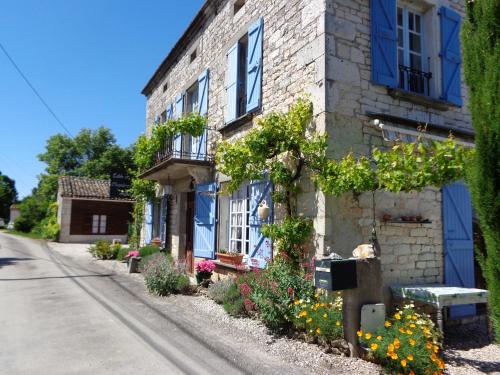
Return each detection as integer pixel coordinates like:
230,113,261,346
443,182,476,318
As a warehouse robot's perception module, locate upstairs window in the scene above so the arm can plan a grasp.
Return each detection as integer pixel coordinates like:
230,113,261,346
397,6,430,95
225,18,263,124
185,81,199,114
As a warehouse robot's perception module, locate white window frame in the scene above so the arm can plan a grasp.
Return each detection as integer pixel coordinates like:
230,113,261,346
92,214,107,234
228,185,250,255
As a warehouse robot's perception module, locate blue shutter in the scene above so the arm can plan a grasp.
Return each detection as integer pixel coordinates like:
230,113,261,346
193,182,217,259
439,7,462,106
249,179,273,268
371,0,398,87
159,195,168,243
166,103,173,120
154,114,160,125
443,183,476,318
246,18,263,113
144,201,153,245
193,69,209,160
225,42,240,123
173,93,184,157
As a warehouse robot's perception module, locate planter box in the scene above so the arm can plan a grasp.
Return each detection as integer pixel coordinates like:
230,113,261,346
216,253,244,266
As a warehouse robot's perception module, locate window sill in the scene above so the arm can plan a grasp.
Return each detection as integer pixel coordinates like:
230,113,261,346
219,112,255,134
387,88,451,111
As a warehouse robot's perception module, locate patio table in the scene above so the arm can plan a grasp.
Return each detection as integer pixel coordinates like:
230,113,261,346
390,284,488,332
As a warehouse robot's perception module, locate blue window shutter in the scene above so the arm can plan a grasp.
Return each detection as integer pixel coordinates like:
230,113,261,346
193,70,209,160
370,0,398,87
154,114,160,125
193,182,217,259
249,179,273,268
443,183,475,318
159,195,168,243
144,201,153,244
225,42,240,123
246,18,263,113
173,93,184,156
166,103,173,120
439,7,462,106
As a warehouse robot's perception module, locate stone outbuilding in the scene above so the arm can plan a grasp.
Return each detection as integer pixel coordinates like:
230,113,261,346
57,176,134,244
138,0,481,318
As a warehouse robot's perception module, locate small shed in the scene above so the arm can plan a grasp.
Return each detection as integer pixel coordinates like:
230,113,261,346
57,176,134,243
8,204,21,225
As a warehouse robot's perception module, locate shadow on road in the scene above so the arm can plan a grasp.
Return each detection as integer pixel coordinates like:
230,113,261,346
0,274,113,281
0,257,34,268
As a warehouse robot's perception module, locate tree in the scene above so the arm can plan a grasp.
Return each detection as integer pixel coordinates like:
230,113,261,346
462,0,500,342
0,171,17,220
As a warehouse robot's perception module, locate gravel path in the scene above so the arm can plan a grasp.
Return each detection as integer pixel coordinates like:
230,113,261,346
48,242,499,375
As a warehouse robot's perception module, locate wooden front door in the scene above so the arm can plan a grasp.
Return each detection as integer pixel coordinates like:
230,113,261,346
185,192,195,274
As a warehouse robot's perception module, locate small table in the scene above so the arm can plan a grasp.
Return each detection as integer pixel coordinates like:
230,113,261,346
390,284,489,332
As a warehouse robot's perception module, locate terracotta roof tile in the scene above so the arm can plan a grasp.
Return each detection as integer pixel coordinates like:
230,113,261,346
58,176,133,201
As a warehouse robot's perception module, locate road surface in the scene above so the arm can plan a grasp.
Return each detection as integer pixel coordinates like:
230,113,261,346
0,233,305,375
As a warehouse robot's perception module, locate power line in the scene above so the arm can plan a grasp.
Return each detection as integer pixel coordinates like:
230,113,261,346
0,41,73,138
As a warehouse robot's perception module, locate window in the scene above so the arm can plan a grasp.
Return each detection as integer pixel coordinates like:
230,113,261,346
185,81,199,114
162,82,168,93
237,36,248,117
92,215,106,234
160,110,167,123
190,48,197,63
229,185,250,254
234,0,245,15
397,5,430,95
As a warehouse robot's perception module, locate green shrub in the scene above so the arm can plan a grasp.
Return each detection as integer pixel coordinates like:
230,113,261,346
38,202,60,241
208,278,235,304
359,303,444,375
116,245,129,261
139,245,160,258
142,253,190,296
14,215,35,233
290,292,343,341
248,257,314,329
88,240,117,260
222,282,245,317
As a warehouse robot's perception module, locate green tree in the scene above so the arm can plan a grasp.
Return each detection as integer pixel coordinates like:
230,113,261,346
462,0,500,342
0,171,17,221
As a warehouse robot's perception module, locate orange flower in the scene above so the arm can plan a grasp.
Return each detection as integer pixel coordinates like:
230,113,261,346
357,330,363,337
431,353,438,362
407,354,414,361
394,341,401,349
376,335,382,341
388,344,395,352
336,321,341,326
438,360,445,369
401,359,407,367
406,329,413,335
409,338,416,346
384,321,392,327
411,315,417,320
365,333,372,340
410,323,416,328
394,313,401,320
370,343,378,350
399,327,406,334
426,342,433,350
316,327,321,334
433,345,439,353
391,353,398,360
409,371,415,375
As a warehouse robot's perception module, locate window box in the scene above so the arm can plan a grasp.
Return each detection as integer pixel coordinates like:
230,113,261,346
217,252,244,266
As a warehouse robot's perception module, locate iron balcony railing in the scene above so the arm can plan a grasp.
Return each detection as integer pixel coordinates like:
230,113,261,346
398,65,432,96
154,132,212,165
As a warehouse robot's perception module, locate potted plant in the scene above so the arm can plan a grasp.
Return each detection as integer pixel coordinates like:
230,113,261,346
195,260,216,285
124,250,141,273
216,249,244,266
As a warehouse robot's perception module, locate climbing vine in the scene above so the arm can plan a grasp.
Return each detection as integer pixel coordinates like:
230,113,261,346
215,97,472,264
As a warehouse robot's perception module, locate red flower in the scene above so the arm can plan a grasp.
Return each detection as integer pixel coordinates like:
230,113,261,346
239,283,252,298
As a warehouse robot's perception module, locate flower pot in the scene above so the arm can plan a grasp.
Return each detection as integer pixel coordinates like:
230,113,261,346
258,201,271,221
217,253,244,266
151,238,162,247
128,256,142,273
196,271,213,285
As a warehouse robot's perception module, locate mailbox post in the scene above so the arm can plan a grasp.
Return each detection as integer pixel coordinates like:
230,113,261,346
315,257,384,358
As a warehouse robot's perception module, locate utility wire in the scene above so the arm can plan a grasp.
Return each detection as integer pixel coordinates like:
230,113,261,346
0,41,73,138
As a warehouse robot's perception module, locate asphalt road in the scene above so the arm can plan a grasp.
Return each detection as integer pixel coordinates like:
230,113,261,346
0,233,303,375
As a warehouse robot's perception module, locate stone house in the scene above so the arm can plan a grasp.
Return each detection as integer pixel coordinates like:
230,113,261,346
139,0,477,315
57,176,134,243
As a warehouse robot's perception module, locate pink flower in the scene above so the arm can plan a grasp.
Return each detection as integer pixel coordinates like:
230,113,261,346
239,283,252,297
195,260,216,273
288,287,294,297
243,298,256,312
125,251,140,259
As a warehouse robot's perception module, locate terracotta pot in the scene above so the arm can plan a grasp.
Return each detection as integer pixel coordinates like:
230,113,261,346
151,238,162,247
217,253,244,265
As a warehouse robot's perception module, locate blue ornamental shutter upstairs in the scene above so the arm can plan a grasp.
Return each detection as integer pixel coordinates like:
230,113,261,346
174,93,184,156
249,179,273,269
370,0,398,87
225,42,239,123
246,18,263,113
439,7,462,106
144,201,153,244
193,182,217,259
193,69,209,160
166,103,173,120
443,183,476,318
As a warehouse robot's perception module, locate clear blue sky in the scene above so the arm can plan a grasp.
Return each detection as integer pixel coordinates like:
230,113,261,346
0,0,204,199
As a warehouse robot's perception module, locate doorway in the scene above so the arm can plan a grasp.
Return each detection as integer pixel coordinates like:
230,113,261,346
185,192,195,274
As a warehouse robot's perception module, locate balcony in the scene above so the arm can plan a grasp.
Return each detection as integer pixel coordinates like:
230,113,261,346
139,132,214,182
398,65,432,96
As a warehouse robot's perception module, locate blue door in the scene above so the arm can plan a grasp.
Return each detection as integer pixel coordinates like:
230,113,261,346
248,179,273,268
193,182,217,259
443,182,476,318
